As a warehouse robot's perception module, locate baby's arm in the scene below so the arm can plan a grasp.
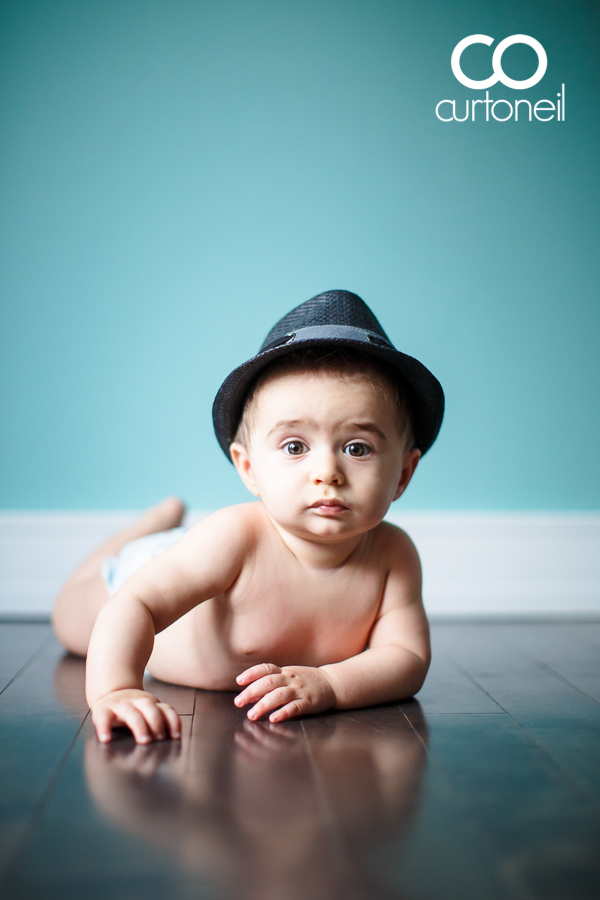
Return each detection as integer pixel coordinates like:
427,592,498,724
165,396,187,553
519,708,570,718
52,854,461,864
320,532,429,710
235,527,429,721
86,507,249,743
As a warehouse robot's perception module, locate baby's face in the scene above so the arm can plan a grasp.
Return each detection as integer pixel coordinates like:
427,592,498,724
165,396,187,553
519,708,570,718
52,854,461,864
231,368,420,543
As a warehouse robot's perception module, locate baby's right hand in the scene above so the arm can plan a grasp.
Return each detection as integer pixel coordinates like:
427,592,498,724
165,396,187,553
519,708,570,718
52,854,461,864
91,689,181,745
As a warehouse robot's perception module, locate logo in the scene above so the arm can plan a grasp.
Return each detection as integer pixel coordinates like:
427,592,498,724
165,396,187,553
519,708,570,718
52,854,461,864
451,34,546,90
436,34,565,123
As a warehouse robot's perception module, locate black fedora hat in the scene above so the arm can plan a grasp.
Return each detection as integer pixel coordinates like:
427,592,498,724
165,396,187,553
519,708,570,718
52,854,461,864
212,289,444,459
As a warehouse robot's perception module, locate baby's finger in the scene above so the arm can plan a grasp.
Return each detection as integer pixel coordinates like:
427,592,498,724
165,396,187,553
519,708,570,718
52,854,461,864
157,703,181,739
116,705,153,744
236,663,282,686
93,707,117,743
235,673,286,708
247,685,293,721
269,699,305,723
135,699,167,740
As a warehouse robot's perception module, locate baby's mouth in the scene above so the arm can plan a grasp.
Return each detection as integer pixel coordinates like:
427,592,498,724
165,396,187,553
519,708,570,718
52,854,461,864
309,499,349,515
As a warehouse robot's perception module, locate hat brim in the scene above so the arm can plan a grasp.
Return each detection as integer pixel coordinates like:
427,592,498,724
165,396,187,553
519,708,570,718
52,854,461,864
212,331,444,459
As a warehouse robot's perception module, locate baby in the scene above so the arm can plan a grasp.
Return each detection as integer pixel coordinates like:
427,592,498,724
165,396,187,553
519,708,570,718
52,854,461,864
53,290,444,744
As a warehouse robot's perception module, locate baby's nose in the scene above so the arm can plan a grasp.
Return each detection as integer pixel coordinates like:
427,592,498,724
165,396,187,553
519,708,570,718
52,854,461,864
310,449,344,485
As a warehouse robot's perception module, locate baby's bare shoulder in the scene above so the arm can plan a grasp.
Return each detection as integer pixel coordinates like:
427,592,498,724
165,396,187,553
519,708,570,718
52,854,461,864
374,520,422,575
153,502,263,598
363,521,423,619
184,502,263,550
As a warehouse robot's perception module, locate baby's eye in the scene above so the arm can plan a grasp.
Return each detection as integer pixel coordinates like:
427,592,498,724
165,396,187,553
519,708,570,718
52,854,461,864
344,442,371,458
283,440,307,456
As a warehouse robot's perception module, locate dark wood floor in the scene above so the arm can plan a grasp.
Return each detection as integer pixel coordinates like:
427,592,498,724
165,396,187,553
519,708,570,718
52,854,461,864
0,621,599,900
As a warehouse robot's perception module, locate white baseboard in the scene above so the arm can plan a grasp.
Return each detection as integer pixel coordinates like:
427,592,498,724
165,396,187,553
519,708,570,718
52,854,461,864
1,510,599,618
387,512,600,617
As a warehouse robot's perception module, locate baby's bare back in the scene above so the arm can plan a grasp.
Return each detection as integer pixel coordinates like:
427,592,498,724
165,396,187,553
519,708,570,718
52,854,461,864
147,506,390,689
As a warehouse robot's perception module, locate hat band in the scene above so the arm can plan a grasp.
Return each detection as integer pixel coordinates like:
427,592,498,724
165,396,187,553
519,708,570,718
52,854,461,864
261,324,392,353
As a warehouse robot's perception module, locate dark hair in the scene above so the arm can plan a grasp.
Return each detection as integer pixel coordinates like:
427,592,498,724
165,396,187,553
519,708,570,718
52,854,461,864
233,346,415,450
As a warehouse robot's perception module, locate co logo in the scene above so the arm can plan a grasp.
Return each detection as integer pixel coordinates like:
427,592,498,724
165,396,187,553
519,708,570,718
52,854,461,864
451,34,547,90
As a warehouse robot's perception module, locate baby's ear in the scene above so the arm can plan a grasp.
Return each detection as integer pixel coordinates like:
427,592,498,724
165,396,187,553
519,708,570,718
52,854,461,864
393,448,421,501
230,442,260,497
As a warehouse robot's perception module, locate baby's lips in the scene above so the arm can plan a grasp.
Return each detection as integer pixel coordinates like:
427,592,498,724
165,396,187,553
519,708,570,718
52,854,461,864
309,498,348,508
309,500,350,515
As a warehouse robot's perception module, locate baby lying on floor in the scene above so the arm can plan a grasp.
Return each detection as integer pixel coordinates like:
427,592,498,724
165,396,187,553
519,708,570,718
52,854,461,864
53,289,444,743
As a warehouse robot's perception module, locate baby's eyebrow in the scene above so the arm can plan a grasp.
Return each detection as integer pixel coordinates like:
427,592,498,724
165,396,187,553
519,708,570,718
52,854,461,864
267,419,311,436
267,419,387,440
347,422,387,440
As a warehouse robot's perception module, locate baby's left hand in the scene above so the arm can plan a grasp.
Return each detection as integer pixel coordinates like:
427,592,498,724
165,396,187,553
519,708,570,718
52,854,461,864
234,663,336,722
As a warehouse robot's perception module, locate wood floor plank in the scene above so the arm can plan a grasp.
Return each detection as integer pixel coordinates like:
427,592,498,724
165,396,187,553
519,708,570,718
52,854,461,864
303,705,582,899
0,623,52,694
185,691,359,897
3,697,531,900
143,676,195,715
303,705,524,900
37,644,196,717
1,692,356,900
417,626,505,714
565,622,600,649
418,713,600,900
0,634,88,874
436,625,600,797
381,760,528,900
2,622,599,899
501,624,600,704
0,717,202,900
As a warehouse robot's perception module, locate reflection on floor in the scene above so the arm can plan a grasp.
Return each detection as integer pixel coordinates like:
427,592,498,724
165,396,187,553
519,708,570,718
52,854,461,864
1,621,599,899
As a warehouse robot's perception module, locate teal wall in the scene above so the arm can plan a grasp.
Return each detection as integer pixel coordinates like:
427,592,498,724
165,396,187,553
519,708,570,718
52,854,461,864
1,0,599,510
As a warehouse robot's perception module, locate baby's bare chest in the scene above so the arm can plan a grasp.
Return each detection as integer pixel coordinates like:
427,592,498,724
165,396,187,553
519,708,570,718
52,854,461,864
212,562,386,665
150,543,390,686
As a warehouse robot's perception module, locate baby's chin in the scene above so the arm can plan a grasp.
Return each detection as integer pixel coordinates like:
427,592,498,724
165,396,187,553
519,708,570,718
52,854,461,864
274,510,379,543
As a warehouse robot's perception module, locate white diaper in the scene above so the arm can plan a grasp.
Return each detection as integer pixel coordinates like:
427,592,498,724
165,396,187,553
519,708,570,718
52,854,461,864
102,527,188,597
